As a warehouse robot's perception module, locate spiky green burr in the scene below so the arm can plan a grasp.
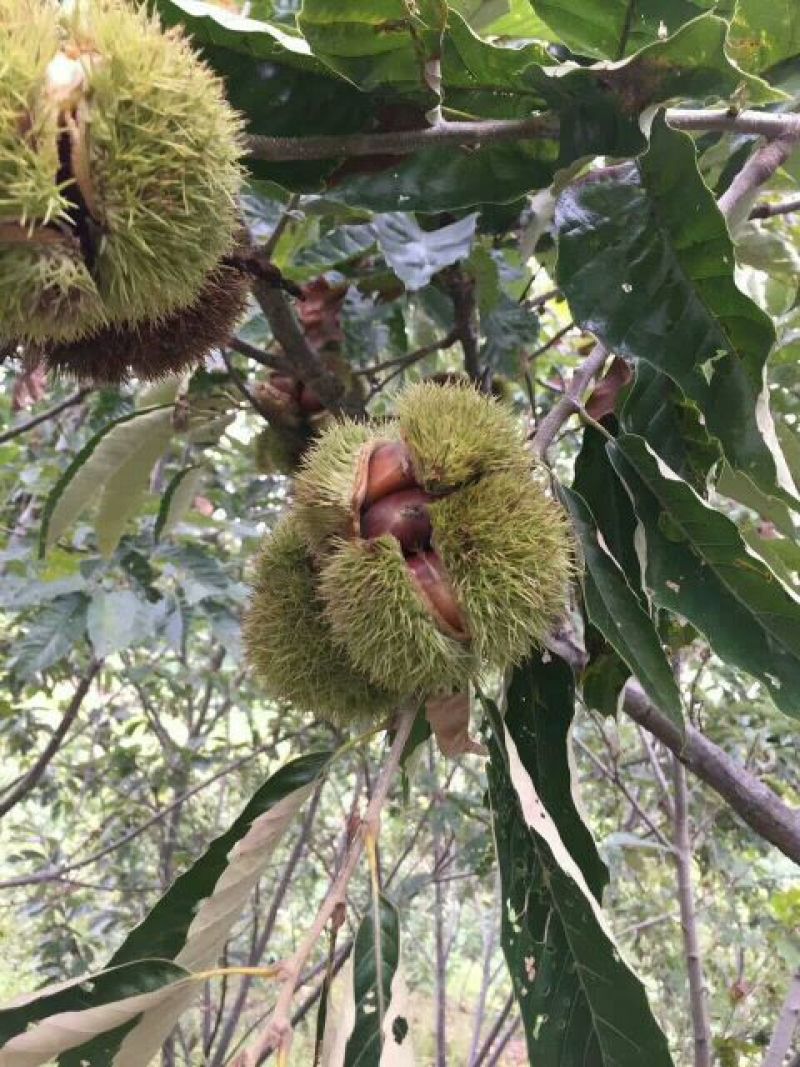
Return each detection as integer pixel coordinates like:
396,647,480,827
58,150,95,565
0,0,243,346
294,420,395,550
243,518,396,726
396,380,531,491
318,536,477,695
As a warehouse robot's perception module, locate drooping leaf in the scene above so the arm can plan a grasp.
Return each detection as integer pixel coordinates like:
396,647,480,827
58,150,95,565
0,961,189,1067
373,213,478,291
154,467,207,543
106,753,329,1067
39,406,173,557
483,655,674,1066
341,896,408,1067
716,463,798,540
607,433,800,719
93,410,175,558
556,112,796,504
21,752,329,1067
11,594,89,681
561,487,684,727
573,424,640,593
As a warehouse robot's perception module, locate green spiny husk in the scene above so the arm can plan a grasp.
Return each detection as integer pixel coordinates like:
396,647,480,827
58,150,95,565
294,419,397,550
255,424,313,477
430,471,573,668
244,518,396,725
397,381,530,491
0,0,243,344
318,535,477,695
45,263,251,382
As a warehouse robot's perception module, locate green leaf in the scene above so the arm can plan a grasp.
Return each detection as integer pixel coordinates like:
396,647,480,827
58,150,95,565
22,752,331,1067
327,141,558,213
607,434,800,719
561,487,684,727
557,112,796,503
728,0,800,73
373,212,478,291
620,363,722,491
573,424,640,593
716,463,798,539
342,896,405,1066
11,594,89,680
39,406,173,558
483,655,674,1066
0,961,189,1062
298,0,436,97
154,467,207,543
86,590,154,659
292,223,377,281
94,410,175,558
528,0,705,59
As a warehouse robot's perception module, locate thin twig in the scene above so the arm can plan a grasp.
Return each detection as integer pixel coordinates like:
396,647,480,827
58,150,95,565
0,388,90,444
247,116,558,161
221,351,271,422
761,968,800,1067
525,322,574,365
531,342,608,459
749,195,800,220
471,992,515,1066
672,754,712,1067
229,337,287,373
232,707,417,1067
0,660,101,819
261,194,301,262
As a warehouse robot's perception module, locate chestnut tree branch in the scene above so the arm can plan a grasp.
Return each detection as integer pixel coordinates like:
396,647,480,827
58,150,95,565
531,342,608,458
254,284,365,419
718,135,800,233
622,681,800,867
0,388,90,445
231,707,418,1066
245,110,800,163
749,195,800,220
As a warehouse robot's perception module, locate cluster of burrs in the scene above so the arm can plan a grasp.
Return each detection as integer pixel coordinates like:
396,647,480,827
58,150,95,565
0,0,245,382
244,382,573,724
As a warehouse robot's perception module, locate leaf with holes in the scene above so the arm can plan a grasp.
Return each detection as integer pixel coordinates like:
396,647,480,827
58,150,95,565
320,895,414,1067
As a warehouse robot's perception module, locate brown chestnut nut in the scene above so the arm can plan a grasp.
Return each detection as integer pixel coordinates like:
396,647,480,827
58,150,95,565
360,488,432,552
363,440,417,507
405,551,468,640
